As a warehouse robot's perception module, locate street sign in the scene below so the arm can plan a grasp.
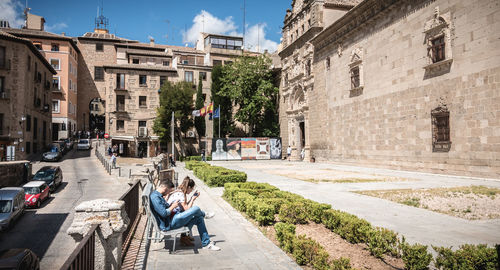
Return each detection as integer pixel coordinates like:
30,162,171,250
104,133,109,139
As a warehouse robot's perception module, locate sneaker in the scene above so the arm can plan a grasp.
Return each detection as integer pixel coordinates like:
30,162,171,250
205,212,215,219
203,243,221,251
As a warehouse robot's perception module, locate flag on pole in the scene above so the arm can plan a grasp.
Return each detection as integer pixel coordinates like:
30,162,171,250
200,106,207,116
213,106,220,118
207,103,214,114
192,110,201,117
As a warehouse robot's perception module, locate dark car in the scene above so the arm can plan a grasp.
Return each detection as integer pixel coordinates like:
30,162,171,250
53,141,68,155
32,166,63,192
0,249,40,270
63,138,74,151
42,145,63,162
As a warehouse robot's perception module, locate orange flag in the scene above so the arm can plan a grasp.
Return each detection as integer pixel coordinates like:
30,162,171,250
200,106,207,116
207,103,214,114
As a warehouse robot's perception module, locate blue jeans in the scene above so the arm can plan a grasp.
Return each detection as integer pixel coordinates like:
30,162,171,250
169,206,210,247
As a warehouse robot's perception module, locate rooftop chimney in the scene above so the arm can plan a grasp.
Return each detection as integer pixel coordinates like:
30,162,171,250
61,32,65,36
149,37,155,47
0,20,10,28
26,13,45,31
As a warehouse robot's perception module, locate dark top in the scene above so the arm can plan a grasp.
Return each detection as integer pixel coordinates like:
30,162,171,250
150,190,172,231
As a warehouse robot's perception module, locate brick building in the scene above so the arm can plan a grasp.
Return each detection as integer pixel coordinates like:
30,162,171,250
0,30,56,160
4,13,80,141
279,0,500,177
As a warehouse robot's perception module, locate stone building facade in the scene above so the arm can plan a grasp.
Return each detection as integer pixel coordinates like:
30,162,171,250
279,0,361,161
4,14,80,141
279,0,500,177
0,31,56,160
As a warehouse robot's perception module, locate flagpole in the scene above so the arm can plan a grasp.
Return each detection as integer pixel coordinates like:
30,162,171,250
171,111,174,162
218,105,221,138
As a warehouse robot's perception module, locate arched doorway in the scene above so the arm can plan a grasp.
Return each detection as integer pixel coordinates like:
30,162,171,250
89,98,105,137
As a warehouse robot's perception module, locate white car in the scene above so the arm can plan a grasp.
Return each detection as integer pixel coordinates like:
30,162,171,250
77,139,91,150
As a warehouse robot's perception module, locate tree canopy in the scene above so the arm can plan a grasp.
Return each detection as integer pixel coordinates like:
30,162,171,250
153,81,195,143
220,55,279,137
211,64,234,137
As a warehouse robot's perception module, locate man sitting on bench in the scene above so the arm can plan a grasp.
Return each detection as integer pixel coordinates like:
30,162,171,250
150,180,221,251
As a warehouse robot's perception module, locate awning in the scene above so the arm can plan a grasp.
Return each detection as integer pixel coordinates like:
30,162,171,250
111,136,135,142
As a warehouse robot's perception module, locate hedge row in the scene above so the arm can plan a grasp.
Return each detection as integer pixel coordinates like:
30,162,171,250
185,161,246,187
223,182,499,270
180,155,212,161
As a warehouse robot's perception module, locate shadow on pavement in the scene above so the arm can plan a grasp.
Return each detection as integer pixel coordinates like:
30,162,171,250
0,212,68,259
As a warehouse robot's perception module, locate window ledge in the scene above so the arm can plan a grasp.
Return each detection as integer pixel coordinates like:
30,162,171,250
139,84,148,87
349,86,364,97
424,58,453,71
433,141,452,152
115,88,128,91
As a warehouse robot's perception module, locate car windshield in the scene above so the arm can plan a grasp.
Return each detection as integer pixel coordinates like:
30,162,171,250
79,140,89,144
23,187,40,195
34,170,55,181
0,200,12,213
49,145,60,152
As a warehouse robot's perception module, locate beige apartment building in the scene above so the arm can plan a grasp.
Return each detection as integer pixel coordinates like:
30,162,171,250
77,19,246,157
0,30,56,160
4,13,80,141
279,0,500,177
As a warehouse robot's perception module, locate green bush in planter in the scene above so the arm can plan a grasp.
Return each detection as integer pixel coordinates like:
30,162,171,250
233,192,255,212
312,249,331,270
279,201,308,224
292,235,324,266
246,200,275,225
367,227,400,258
433,244,498,270
274,222,296,253
321,209,372,244
261,198,287,214
400,237,432,270
304,201,331,223
330,257,352,270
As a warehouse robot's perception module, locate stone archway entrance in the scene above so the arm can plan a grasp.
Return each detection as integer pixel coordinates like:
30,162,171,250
89,98,105,136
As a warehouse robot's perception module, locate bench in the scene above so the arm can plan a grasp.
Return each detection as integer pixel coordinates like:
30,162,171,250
142,182,191,252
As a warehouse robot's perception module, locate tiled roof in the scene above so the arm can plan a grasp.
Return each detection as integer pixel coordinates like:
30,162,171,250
80,32,135,42
2,28,81,53
0,30,57,74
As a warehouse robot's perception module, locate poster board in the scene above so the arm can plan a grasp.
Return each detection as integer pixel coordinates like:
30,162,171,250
256,138,270,160
240,138,257,160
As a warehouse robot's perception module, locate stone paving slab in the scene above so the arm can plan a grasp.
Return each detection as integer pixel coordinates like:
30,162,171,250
145,165,300,270
214,160,500,248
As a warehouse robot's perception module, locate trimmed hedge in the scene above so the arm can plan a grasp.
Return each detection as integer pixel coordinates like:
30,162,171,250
223,182,498,270
180,155,212,161
185,161,246,187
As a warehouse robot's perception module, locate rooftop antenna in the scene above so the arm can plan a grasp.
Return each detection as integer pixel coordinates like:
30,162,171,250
95,0,109,32
23,0,30,29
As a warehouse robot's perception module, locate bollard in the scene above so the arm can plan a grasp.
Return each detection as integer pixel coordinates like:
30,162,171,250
119,167,121,177
129,169,131,179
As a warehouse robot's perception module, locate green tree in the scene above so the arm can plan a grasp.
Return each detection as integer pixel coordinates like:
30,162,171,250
220,55,279,137
211,64,233,137
153,81,195,145
194,75,206,137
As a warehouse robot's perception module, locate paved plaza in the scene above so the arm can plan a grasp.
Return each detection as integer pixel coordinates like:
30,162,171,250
212,160,500,248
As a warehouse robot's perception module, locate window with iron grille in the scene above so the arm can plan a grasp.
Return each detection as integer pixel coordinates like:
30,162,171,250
350,66,360,89
432,108,451,152
96,43,104,52
430,36,445,63
94,67,104,81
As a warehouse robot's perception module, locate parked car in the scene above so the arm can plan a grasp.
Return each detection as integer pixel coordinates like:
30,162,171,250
42,144,63,162
77,139,91,150
32,166,63,192
22,181,50,208
0,188,25,231
53,141,68,155
63,138,74,151
0,248,40,270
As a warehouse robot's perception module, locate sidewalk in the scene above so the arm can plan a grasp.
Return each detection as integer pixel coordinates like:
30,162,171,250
214,160,500,248
145,164,300,270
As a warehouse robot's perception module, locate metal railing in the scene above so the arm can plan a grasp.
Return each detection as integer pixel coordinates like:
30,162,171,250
60,224,98,270
119,180,141,261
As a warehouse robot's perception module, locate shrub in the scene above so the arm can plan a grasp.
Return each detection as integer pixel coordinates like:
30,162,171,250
192,164,247,187
249,200,275,226
261,198,287,214
274,222,296,253
367,227,400,258
233,192,255,212
322,209,372,244
279,201,308,224
401,237,432,270
293,235,323,265
433,244,498,270
330,257,352,270
312,249,331,270
306,201,331,223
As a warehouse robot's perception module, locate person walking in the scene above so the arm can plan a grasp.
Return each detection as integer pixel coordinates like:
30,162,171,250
110,153,117,169
287,145,292,161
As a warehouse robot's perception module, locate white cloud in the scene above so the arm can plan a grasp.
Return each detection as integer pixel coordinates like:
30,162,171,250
0,0,24,28
183,10,278,53
244,23,278,53
45,22,68,32
182,10,238,44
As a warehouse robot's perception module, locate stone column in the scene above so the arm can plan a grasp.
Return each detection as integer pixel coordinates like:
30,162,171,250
304,116,311,162
67,199,129,270
290,120,301,161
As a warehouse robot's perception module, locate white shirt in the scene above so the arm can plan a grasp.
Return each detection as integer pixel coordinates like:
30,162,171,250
287,147,292,155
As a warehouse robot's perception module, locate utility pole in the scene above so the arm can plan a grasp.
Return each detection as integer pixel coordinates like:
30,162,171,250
243,0,246,49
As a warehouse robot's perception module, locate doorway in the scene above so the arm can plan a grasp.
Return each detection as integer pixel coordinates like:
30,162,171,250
299,121,305,150
138,141,148,158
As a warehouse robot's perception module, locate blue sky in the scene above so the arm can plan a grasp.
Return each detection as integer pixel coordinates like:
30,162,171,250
0,0,291,52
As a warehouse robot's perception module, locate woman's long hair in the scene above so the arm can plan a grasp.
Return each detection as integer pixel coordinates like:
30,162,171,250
179,176,195,195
